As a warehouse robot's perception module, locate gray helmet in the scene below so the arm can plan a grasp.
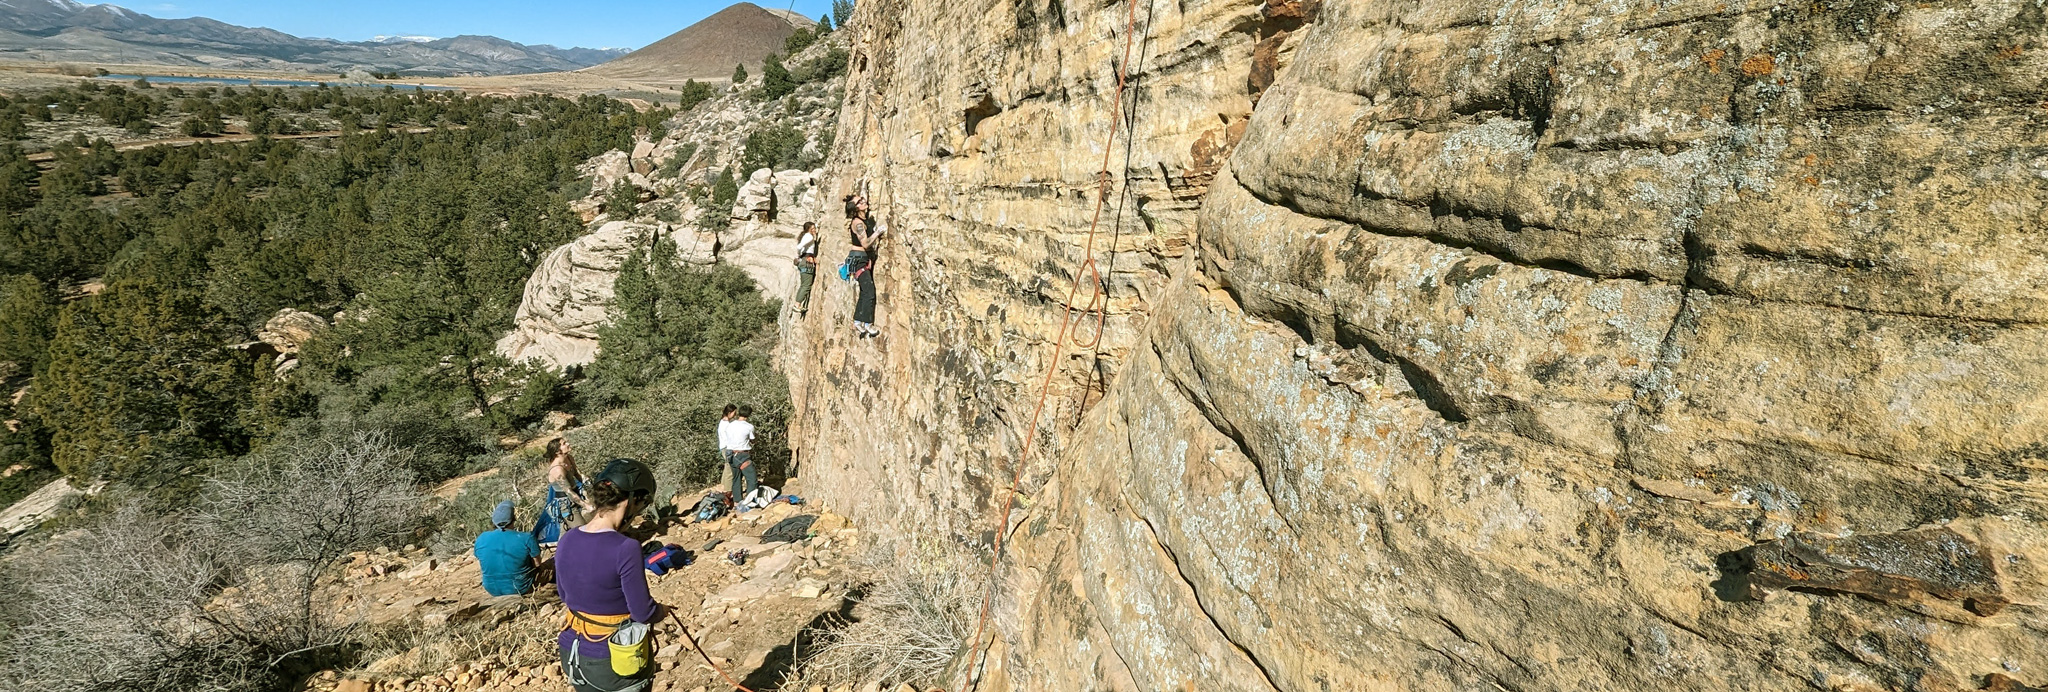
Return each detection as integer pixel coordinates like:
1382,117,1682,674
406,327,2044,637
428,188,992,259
593,458,656,503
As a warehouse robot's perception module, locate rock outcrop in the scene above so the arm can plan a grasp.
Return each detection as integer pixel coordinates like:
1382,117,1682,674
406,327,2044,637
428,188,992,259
502,33,849,369
784,0,2048,689
497,221,691,369
257,308,328,354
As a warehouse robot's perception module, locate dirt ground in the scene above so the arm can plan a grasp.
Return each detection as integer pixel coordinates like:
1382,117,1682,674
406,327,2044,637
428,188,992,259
300,477,876,692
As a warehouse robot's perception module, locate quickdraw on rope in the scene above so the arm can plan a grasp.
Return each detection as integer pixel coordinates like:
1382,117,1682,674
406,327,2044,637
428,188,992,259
953,0,1148,686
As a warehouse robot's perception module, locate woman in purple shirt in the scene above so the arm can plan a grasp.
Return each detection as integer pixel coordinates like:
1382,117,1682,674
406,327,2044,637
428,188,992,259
557,459,664,692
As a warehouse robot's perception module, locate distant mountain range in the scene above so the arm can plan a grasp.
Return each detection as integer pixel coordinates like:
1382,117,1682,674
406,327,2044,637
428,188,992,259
581,2,810,84
0,0,631,76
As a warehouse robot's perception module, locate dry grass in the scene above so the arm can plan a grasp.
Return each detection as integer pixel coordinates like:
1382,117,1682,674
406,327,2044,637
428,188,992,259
785,540,987,689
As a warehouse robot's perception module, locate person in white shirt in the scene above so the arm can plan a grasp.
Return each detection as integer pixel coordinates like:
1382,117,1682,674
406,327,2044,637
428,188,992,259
792,222,819,314
717,405,758,502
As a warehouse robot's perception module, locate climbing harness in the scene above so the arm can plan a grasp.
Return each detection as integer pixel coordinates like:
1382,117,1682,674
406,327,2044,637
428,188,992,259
952,0,1151,686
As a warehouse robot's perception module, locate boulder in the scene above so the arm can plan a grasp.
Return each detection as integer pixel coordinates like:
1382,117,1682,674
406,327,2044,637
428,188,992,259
731,168,777,221
0,479,95,537
256,308,328,354
584,150,631,196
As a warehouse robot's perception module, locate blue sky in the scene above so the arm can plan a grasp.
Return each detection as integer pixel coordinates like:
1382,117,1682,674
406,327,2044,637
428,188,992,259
127,1,837,50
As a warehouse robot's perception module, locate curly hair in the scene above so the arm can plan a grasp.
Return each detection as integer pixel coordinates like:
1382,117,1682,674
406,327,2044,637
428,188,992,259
587,478,632,508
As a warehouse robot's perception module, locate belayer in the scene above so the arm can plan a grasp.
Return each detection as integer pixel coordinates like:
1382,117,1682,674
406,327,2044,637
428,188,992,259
475,500,541,597
556,459,668,692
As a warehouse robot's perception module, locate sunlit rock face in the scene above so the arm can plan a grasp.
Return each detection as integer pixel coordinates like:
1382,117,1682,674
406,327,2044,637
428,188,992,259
786,0,2048,689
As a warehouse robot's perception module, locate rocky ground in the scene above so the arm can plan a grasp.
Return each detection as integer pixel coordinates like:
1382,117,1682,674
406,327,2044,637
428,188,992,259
296,483,886,692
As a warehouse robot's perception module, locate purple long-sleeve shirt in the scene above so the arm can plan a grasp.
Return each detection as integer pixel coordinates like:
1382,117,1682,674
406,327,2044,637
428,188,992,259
555,526,656,658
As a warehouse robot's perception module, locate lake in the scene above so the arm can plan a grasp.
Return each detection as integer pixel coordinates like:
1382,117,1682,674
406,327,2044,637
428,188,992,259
98,74,456,91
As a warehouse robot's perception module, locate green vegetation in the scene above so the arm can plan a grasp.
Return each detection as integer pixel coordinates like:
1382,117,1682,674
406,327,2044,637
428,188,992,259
734,62,749,84
760,53,798,101
785,24,820,55
677,79,716,110
742,122,810,172
573,237,783,496
0,87,671,499
0,76,805,691
834,0,856,28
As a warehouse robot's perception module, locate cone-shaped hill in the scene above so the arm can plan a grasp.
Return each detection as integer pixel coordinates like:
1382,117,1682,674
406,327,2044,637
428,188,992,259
582,3,812,84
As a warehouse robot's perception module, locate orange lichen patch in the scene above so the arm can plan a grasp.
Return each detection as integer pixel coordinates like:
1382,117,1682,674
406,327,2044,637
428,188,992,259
1803,175,1821,187
1802,153,1819,166
1703,48,1727,73
1997,45,2025,60
1740,53,1776,77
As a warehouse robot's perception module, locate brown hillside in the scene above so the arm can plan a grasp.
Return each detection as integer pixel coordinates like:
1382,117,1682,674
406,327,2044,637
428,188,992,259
581,2,809,84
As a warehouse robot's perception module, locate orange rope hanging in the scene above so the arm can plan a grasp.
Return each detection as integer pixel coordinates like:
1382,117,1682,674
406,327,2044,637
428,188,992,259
954,0,1148,685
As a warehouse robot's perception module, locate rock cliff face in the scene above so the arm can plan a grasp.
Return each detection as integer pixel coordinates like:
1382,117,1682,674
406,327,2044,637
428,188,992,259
785,0,2048,689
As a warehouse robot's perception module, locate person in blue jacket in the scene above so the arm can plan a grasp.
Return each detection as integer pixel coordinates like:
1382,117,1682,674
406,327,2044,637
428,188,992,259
474,499,541,597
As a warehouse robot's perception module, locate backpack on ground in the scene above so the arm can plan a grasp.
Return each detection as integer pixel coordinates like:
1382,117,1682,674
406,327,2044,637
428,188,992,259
693,491,731,522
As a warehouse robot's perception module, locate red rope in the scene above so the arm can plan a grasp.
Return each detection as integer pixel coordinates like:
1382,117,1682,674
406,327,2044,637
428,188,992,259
669,608,758,692
953,0,1146,686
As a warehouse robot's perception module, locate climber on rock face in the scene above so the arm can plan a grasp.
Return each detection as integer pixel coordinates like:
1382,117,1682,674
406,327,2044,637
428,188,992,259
845,194,882,339
719,405,758,504
475,499,541,597
793,221,819,315
557,459,666,692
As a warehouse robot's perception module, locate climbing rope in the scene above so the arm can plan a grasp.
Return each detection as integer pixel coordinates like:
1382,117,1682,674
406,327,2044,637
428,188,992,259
953,0,1150,685
668,608,758,692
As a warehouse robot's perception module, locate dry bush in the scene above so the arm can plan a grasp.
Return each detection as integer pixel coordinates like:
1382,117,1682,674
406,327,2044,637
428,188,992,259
0,432,428,692
193,431,425,659
0,504,277,692
788,540,988,689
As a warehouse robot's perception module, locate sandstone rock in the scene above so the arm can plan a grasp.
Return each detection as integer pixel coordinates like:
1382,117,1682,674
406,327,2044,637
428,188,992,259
733,168,777,220
0,478,90,537
748,550,798,578
540,411,577,434
787,0,2048,687
584,150,631,196
496,221,680,369
257,308,328,354
742,650,768,669
338,680,371,692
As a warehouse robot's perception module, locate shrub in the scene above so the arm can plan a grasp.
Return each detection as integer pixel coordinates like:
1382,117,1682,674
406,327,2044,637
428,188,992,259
789,541,986,689
742,122,806,173
0,505,267,692
759,54,797,101
569,358,790,502
677,80,715,111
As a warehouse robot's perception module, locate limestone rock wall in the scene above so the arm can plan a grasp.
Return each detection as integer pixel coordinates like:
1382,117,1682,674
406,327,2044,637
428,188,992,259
787,0,2048,689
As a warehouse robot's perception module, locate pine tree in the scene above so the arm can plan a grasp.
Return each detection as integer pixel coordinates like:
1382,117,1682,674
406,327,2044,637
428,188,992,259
30,280,252,483
818,14,832,32
733,63,749,84
833,0,856,28
0,274,55,375
761,54,797,100
677,80,715,110
606,180,640,220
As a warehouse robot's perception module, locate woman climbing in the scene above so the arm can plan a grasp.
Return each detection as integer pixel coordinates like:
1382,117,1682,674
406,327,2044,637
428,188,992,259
845,194,883,338
557,458,666,692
